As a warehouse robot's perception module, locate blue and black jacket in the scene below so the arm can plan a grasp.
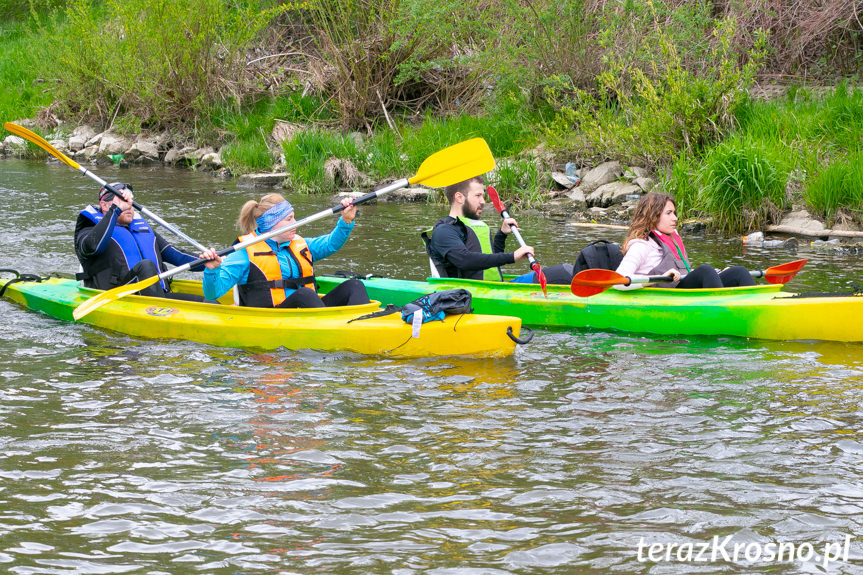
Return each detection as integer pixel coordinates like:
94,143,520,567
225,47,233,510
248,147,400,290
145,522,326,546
74,205,198,291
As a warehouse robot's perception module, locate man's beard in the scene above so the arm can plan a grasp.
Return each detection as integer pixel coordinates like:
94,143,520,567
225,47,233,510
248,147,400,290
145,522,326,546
462,205,481,220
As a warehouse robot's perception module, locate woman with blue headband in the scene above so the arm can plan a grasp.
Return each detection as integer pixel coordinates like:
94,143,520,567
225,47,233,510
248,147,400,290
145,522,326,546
201,193,369,308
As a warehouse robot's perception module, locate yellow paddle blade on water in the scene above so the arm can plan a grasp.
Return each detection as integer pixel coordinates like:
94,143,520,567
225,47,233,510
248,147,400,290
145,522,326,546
72,275,161,320
4,122,82,170
409,138,494,188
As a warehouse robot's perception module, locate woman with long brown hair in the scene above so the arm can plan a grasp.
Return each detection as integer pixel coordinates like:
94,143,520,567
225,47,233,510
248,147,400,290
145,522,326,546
201,193,369,308
616,192,754,289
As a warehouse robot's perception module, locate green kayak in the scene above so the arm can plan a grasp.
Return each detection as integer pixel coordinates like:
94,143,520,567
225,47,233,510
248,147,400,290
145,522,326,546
316,275,863,342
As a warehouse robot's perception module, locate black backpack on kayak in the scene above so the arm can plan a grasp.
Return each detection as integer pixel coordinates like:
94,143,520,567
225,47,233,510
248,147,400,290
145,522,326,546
347,288,473,324
573,239,624,273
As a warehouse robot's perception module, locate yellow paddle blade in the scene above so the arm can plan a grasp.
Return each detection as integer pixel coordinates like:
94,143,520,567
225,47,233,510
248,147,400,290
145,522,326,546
3,122,81,170
409,137,494,187
72,275,161,320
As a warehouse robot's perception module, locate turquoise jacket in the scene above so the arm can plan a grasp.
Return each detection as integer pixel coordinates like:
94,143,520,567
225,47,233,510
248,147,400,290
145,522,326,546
202,218,354,301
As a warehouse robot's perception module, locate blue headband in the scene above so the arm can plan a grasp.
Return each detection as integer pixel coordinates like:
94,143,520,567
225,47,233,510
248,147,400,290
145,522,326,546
256,200,294,232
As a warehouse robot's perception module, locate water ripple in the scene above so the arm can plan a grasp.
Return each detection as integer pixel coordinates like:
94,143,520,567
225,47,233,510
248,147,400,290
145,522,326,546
3,161,863,572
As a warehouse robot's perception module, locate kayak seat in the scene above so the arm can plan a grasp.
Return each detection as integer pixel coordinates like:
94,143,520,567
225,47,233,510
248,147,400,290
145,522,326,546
420,229,444,278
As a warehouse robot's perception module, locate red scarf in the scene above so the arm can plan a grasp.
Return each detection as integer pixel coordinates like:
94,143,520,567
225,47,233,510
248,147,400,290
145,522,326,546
653,230,691,271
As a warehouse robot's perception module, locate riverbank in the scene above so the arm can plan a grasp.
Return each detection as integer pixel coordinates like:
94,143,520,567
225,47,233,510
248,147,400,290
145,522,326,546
5,115,862,251
3,2,863,237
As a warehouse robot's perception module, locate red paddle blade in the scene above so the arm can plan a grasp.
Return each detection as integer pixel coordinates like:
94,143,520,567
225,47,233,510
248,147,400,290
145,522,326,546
486,185,505,214
533,263,548,298
763,258,808,284
570,268,628,297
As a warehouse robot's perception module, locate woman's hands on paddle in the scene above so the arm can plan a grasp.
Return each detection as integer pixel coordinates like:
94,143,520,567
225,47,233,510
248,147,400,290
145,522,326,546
340,198,357,224
201,248,222,269
664,269,681,282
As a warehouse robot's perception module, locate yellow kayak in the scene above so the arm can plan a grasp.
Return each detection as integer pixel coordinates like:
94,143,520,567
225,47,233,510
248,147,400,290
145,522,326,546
1,275,524,358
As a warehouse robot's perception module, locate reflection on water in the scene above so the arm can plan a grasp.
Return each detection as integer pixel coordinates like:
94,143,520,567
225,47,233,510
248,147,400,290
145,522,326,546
2,159,863,572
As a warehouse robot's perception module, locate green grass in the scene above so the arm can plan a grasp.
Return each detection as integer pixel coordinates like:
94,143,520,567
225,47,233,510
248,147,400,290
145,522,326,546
0,22,54,126
662,153,699,218
804,150,863,226
277,102,540,197
215,93,330,175
281,129,363,193
489,157,548,207
694,135,787,234
735,84,863,152
666,84,863,231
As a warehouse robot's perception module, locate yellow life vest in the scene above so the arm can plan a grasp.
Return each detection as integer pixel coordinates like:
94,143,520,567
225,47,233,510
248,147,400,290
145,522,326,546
237,232,316,307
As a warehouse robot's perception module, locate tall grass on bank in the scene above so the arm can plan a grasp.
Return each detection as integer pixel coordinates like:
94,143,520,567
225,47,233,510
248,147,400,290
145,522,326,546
276,106,541,199
665,84,863,232
696,135,787,234
216,93,328,174
282,130,363,193
805,151,863,226
36,0,282,132
661,153,699,218
0,22,54,126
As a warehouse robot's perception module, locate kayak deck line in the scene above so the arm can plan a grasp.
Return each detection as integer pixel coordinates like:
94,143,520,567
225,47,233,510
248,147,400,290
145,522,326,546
1,276,523,358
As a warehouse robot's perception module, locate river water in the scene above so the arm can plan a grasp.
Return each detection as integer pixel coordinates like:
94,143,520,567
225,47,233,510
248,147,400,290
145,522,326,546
1,158,863,574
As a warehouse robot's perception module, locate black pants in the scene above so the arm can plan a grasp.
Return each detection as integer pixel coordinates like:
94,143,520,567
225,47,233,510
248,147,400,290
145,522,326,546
676,264,755,289
543,264,575,285
120,260,209,302
277,278,370,309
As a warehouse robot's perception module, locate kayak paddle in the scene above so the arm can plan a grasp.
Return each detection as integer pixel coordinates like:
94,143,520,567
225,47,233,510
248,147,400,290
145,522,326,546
750,258,808,284
570,258,809,297
4,122,207,252
570,269,674,297
486,185,547,297
72,137,495,320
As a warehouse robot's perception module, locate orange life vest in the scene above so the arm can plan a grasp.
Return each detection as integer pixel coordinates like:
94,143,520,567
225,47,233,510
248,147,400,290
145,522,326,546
237,232,316,307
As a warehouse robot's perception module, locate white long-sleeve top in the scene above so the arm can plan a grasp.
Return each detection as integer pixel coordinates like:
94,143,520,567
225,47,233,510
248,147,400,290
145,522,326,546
613,238,666,290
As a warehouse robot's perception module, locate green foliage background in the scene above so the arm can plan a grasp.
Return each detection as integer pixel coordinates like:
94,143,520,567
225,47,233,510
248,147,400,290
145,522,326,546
1,0,862,231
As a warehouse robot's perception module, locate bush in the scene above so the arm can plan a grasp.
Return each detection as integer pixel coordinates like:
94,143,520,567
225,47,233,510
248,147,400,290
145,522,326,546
805,151,863,227
303,0,482,128
697,135,787,234
0,0,64,21
39,0,282,131
544,2,766,166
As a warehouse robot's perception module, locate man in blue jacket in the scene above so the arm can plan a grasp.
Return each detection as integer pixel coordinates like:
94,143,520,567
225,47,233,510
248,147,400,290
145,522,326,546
74,183,212,300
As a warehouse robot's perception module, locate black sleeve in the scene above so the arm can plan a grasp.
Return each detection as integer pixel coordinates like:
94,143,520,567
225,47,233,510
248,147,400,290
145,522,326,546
428,224,464,262
430,223,515,273
75,206,120,259
157,233,201,269
445,246,515,272
492,229,508,254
